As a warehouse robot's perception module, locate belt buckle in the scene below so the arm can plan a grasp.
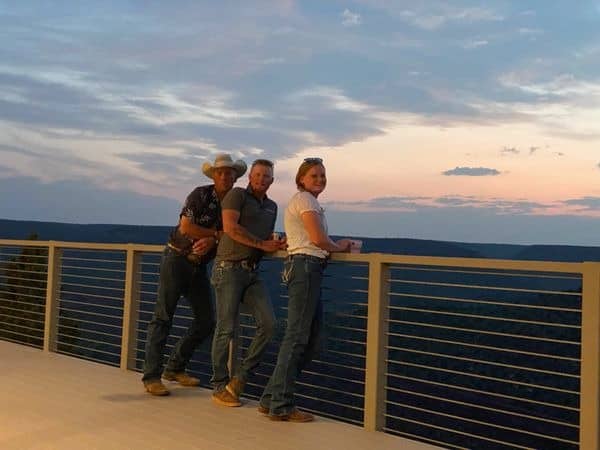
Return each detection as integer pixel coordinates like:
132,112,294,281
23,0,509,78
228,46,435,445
241,260,256,271
187,253,202,264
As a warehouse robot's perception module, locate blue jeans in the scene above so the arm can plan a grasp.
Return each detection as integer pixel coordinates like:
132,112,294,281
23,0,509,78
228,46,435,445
142,247,215,382
210,263,275,391
260,255,325,415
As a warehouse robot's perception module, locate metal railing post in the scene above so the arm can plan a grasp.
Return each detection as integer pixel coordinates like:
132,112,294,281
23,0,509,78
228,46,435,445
580,262,600,450
364,253,390,431
121,245,141,371
43,242,62,352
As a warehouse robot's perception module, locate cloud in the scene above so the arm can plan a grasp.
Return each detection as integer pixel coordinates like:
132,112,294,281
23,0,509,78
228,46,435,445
326,196,430,211
518,27,543,36
529,146,539,155
0,176,180,225
286,86,369,112
2,173,600,246
442,167,500,176
500,146,519,155
341,9,362,26
564,196,600,212
598,162,600,170
325,207,600,245
463,39,489,49
497,73,600,139
0,0,598,233
399,6,503,30
325,195,552,215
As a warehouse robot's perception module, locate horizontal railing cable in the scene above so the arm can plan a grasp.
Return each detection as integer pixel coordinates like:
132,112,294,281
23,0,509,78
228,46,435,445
59,273,125,284
390,278,581,296
385,412,536,450
390,265,580,280
386,385,577,429
0,305,45,317
389,292,581,313
0,320,46,332
57,323,121,339
57,305,123,321
0,281,46,293
388,373,577,412
387,331,579,362
390,306,580,329
60,264,124,274
387,318,580,345
59,289,124,302
0,290,46,301
386,400,578,446
58,298,124,311
388,359,579,395
387,345,578,378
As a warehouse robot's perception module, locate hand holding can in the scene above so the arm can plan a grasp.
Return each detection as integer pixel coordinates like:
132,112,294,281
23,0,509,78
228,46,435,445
349,239,363,253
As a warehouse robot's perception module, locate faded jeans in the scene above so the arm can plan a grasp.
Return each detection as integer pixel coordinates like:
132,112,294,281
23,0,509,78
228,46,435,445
210,263,275,391
142,247,215,382
260,255,325,415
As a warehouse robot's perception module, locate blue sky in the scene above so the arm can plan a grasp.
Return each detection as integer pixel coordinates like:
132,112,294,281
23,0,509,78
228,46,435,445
1,1,599,245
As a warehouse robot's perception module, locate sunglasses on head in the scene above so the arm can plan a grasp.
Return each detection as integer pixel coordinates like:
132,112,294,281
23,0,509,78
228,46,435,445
303,157,323,164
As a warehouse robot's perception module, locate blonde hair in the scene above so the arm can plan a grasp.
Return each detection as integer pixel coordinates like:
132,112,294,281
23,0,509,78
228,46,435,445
295,158,324,190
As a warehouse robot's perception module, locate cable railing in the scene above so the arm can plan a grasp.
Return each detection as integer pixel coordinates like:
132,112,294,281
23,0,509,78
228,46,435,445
54,248,126,366
384,263,582,449
0,239,599,450
0,245,48,348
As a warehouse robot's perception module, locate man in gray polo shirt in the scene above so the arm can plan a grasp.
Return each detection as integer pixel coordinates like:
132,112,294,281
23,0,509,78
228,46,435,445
211,158,286,407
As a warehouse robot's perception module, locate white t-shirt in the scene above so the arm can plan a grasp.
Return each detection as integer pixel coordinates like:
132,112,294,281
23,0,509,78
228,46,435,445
284,191,329,259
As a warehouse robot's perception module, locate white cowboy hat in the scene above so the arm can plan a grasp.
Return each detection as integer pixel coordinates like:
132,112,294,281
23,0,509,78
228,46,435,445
202,153,247,179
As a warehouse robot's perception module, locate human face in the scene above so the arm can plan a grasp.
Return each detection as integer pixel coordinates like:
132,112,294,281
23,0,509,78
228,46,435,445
249,163,274,196
300,164,326,197
212,167,236,195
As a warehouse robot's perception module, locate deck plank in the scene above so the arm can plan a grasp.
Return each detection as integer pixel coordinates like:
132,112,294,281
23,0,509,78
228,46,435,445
0,341,441,450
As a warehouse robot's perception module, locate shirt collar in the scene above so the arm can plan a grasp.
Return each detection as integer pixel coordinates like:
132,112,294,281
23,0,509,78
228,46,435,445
245,184,269,201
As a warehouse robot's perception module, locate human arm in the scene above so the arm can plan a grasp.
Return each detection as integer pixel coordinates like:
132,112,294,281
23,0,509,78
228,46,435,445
179,215,221,241
177,186,222,248
222,209,283,253
301,211,351,253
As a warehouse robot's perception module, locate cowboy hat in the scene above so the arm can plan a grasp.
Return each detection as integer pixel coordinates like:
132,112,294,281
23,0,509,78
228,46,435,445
202,153,247,179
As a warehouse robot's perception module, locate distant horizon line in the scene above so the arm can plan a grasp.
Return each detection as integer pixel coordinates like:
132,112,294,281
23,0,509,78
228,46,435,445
1,217,599,250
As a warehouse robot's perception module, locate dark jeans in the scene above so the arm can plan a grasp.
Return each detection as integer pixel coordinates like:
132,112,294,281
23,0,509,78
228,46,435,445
260,255,325,415
210,264,275,391
142,247,215,382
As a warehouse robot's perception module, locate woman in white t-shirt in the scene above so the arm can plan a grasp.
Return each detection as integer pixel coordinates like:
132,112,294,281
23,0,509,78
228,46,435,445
259,157,352,422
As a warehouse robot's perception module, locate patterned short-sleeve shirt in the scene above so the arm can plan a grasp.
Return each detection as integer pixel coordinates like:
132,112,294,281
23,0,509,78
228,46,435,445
168,184,221,260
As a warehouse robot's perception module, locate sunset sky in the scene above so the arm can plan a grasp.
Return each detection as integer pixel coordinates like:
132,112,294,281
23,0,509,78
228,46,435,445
1,1,599,245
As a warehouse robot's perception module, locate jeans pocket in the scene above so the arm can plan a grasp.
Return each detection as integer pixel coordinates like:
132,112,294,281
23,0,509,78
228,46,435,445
281,260,293,285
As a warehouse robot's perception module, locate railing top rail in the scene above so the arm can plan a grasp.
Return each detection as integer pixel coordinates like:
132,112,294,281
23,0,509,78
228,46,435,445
0,239,588,274
370,253,585,274
0,239,161,252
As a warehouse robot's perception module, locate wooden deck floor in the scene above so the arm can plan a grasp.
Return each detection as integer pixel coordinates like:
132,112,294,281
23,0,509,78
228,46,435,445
0,341,441,450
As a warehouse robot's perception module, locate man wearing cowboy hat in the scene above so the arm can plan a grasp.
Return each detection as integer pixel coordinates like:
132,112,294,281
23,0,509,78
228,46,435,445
142,153,247,396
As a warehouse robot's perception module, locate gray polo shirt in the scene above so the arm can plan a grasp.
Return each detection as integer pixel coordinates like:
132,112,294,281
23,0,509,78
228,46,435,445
215,186,278,263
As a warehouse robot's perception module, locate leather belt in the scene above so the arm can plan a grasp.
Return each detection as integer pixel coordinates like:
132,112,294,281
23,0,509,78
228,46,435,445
167,243,183,253
167,243,204,265
216,259,258,271
288,254,327,266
